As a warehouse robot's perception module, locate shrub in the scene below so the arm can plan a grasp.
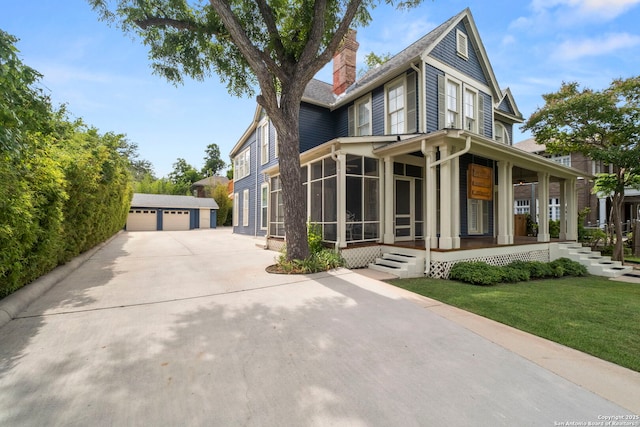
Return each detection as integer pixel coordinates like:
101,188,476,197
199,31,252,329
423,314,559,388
549,219,560,239
449,261,503,286
549,257,587,277
507,260,553,279
308,223,324,255
500,264,530,283
273,225,345,274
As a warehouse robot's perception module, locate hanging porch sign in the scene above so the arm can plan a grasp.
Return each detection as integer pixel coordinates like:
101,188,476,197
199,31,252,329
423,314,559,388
468,164,493,201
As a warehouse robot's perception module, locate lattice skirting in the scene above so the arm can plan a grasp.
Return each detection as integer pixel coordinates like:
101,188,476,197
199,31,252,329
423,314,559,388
267,238,286,253
340,246,382,269
429,249,550,279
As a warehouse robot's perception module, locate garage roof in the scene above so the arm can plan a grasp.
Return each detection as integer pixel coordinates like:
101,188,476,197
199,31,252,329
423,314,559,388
131,193,219,209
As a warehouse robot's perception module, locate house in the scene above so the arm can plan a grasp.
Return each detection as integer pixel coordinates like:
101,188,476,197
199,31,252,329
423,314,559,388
513,138,602,227
191,175,229,198
126,193,218,231
229,8,593,278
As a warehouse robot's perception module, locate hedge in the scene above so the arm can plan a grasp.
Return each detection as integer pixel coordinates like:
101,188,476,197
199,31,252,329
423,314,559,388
449,258,587,286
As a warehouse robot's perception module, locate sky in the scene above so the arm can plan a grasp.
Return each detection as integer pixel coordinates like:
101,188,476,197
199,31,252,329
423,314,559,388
2,0,639,177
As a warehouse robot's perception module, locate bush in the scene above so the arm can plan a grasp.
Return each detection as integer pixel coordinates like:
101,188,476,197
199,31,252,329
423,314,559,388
549,219,560,239
272,224,345,274
507,260,553,279
549,257,587,277
501,265,530,283
449,262,504,286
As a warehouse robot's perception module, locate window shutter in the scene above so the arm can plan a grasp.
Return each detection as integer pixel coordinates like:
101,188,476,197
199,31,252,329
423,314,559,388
437,74,445,129
348,105,355,136
406,72,417,133
478,93,485,136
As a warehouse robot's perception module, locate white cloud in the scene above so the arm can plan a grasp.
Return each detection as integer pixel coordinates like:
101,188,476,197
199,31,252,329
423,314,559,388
552,32,640,60
530,0,640,20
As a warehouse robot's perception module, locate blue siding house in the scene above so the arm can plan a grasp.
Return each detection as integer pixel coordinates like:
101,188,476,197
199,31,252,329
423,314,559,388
230,8,585,278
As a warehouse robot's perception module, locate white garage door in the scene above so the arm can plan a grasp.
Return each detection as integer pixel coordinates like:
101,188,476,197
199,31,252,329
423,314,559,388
127,209,157,231
163,210,190,231
200,209,210,229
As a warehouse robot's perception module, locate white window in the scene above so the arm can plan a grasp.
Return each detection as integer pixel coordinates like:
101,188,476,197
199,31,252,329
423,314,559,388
233,192,239,226
446,80,460,128
260,183,268,230
468,199,489,235
273,126,278,158
515,199,530,214
243,189,249,227
550,154,571,167
387,79,405,134
356,96,371,136
549,198,560,221
464,88,476,132
234,148,250,181
260,120,269,165
456,29,468,59
494,122,510,144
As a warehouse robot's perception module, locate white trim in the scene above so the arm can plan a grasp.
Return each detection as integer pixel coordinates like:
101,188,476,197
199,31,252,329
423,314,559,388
233,192,239,227
242,189,249,227
259,118,269,165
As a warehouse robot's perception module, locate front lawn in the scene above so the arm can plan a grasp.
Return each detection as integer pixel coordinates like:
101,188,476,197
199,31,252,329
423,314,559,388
389,276,640,372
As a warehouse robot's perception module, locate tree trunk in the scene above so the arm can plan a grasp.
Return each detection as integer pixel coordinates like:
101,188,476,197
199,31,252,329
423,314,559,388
269,95,309,262
611,192,625,262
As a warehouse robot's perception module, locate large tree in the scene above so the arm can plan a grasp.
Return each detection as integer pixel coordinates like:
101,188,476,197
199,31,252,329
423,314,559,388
89,0,420,261
523,77,640,262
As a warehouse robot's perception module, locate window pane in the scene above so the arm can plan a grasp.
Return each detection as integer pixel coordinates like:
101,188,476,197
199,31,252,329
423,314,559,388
346,176,362,221
311,161,322,180
363,178,379,221
324,157,336,177
311,181,322,222
364,157,378,176
364,223,379,240
415,179,423,218
301,166,308,183
324,177,337,222
346,154,362,175
406,164,422,178
323,224,337,242
393,162,404,175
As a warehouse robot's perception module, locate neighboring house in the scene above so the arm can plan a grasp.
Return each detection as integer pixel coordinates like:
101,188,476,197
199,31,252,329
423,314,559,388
127,193,218,231
191,176,229,198
513,138,602,226
230,8,586,278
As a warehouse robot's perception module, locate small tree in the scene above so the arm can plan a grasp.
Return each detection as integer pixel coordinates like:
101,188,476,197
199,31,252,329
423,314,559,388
523,77,640,261
212,183,231,226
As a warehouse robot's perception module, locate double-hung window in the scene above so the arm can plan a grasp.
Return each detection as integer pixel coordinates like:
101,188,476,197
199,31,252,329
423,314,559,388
234,148,250,180
464,88,476,132
356,96,371,136
446,80,460,128
259,119,269,165
260,183,268,230
242,189,249,227
387,80,405,134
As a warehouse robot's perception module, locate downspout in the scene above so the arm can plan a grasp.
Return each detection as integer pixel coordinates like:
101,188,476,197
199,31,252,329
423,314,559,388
422,133,472,275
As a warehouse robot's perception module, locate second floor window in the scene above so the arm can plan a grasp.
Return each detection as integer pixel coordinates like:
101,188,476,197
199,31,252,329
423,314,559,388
387,80,405,134
349,96,372,136
464,88,476,132
260,120,269,165
234,148,250,180
549,154,571,167
446,80,460,128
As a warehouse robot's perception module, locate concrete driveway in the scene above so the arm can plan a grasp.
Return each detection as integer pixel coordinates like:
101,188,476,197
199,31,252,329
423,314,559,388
0,228,637,426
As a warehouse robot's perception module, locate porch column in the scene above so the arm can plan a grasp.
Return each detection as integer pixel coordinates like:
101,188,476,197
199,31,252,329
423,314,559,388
496,161,513,245
537,171,550,241
566,178,578,240
383,156,394,244
425,146,438,248
439,144,453,249
559,179,567,240
451,154,461,248
337,152,347,248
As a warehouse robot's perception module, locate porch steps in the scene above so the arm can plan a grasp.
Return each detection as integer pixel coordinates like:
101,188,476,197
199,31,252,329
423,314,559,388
368,248,425,279
550,242,633,278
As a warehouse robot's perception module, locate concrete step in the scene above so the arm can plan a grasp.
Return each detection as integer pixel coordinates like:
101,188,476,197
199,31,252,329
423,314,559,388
551,242,632,278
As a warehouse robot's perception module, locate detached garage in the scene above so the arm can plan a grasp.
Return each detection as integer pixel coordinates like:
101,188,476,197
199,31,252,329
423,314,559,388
126,193,219,231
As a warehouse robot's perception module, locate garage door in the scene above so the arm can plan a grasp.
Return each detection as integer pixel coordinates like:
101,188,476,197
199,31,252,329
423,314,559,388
163,210,190,231
127,209,157,231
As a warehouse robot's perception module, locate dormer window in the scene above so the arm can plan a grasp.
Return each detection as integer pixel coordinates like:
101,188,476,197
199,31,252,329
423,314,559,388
494,122,510,145
456,29,468,59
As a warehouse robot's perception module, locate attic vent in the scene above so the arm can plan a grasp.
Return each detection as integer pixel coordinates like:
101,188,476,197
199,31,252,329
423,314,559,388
456,29,468,59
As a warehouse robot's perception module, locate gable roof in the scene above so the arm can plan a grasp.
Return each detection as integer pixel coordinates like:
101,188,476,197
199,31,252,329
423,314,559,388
131,193,219,209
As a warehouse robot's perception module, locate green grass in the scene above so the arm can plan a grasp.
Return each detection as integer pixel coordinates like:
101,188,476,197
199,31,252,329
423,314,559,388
389,276,640,372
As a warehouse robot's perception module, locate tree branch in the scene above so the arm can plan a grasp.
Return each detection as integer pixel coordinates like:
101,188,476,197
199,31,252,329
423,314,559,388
134,17,201,31
254,0,286,62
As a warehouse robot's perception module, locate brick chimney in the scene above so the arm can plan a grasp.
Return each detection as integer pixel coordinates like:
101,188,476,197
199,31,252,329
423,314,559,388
333,29,359,95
